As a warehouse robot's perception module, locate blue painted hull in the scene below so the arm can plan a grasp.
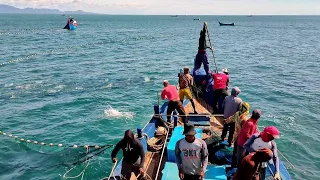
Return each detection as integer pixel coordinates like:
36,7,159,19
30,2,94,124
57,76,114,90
68,23,77,30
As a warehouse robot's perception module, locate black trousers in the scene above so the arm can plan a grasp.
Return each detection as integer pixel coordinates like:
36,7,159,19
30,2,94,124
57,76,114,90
231,140,238,168
221,122,235,145
183,174,201,180
213,88,228,113
167,100,187,124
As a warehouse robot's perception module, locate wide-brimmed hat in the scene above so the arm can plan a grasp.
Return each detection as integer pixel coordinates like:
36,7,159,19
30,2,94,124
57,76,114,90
183,124,196,136
263,126,280,139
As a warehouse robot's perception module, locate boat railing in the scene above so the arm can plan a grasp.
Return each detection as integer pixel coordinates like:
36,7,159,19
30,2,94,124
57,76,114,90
107,159,118,180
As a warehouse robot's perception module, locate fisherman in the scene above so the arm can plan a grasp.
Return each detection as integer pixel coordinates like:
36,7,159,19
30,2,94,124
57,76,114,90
193,21,211,76
232,148,273,180
179,66,197,114
221,86,242,146
236,109,262,165
212,68,229,113
175,124,208,180
161,80,187,124
244,126,281,180
224,102,250,169
111,129,146,180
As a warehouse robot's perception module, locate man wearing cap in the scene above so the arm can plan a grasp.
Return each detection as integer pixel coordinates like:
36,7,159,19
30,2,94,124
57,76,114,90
161,80,187,124
179,66,197,114
244,126,281,180
193,21,211,76
175,124,208,180
236,109,262,166
212,68,229,113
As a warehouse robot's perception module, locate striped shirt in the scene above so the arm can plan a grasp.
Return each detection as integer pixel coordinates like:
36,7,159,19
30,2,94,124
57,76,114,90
179,73,193,89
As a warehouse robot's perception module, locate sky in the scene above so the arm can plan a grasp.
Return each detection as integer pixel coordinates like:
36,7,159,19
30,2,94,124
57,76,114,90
1,0,320,15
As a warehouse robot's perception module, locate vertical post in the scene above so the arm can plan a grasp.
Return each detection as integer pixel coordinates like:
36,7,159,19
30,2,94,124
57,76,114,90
173,111,178,127
154,105,160,127
154,105,160,115
137,128,142,138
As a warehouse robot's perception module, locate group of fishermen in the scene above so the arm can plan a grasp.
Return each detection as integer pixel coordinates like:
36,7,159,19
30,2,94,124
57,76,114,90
110,22,281,180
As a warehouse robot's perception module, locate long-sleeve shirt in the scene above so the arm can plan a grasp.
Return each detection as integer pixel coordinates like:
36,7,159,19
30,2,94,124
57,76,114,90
175,138,208,175
111,138,145,168
225,111,249,142
198,26,210,51
237,117,258,147
244,133,279,173
161,85,179,101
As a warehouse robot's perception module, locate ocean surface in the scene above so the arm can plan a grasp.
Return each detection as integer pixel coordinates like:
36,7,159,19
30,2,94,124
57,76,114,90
0,14,319,180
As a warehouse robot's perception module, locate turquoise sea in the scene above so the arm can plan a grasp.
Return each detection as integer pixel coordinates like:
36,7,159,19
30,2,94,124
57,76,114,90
0,15,319,180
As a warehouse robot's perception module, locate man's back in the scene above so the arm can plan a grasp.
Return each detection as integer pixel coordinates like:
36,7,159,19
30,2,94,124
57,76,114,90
179,73,193,89
223,87,242,118
161,85,179,101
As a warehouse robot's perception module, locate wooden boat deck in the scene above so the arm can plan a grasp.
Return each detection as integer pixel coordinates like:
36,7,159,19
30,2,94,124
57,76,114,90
133,98,224,180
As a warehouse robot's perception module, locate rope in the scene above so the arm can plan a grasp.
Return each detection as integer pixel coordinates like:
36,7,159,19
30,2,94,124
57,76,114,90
154,113,224,117
0,130,110,149
63,146,91,180
107,160,118,180
136,173,152,180
154,129,169,180
204,22,218,73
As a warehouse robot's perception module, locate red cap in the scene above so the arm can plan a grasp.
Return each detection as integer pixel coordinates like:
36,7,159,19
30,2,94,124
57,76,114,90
263,126,280,139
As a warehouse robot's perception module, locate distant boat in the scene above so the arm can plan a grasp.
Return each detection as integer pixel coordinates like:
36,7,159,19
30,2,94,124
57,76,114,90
171,15,178,17
61,14,65,16
193,18,200,20
247,15,253,17
63,17,78,30
218,21,235,26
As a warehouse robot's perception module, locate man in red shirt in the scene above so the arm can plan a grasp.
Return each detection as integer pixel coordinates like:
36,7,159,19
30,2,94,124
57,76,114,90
212,69,229,113
161,80,187,124
236,109,262,166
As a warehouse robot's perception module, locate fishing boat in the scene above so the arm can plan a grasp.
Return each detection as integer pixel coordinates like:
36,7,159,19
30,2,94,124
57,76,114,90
194,18,201,21
106,28,292,180
218,21,235,26
63,17,78,30
106,76,293,180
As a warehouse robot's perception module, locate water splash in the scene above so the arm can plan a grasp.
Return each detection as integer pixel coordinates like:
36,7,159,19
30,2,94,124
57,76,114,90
104,83,113,89
144,77,150,82
104,105,134,120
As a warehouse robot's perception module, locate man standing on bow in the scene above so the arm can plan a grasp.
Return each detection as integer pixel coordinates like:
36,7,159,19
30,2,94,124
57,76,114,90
193,22,211,76
161,80,187,124
175,124,208,180
111,129,146,180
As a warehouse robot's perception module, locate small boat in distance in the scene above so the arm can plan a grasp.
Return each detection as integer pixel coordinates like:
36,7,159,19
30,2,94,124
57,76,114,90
194,18,200,20
63,17,78,30
171,15,178,17
218,21,235,26
247,15,253,17
61,14,65,16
